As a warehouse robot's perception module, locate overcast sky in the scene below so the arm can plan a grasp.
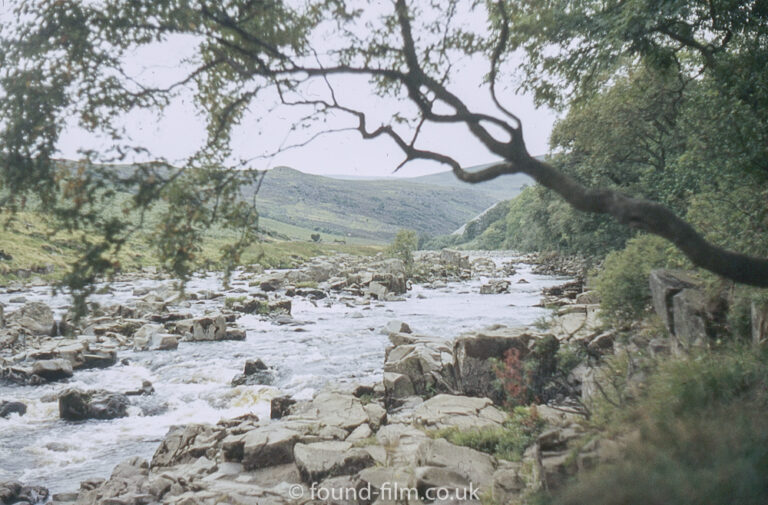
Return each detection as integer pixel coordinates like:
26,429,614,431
41,6,559,178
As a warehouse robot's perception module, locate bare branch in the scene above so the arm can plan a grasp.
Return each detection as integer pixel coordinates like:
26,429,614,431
489,1,522,129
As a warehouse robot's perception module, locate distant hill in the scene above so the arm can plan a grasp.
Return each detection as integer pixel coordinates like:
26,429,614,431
327,161,536,202
53,160,513,243
247,166,497,241
409,170,531,202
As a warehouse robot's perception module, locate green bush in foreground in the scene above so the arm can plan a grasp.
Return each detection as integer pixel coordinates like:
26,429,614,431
544,346,768,505
594,234,673,326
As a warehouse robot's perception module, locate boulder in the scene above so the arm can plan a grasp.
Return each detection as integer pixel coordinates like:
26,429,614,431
231,358,275,386
75,457,149,505
132,323,163,350
59,388,129,421
383,372,416,400
225,328,247,340
480,280,510,295
753,301,768,347
575,291,600,304
271,395,297,419
268,299,292,315
357,466,417,502
383,320,412,335
242,425,301,470
346,423,373,442
28,341,116,370
492,466,528,504
371,423,431,466
134,323,178,351
0,481,48,505
551,304,602,341
293,441,374,483
8,301,55,336
125,380,155,396
416,437,497,491
453,327,534,403
672,288,711,351
150,333,179,351
151,424,225,468
383,337,456,400
649,269,700,335
472,257,498,276
259,276,284,292
32,359,73,382
180,315,227,342
306,392,369,431
0,400,27,418
367,281,390,300
79,347,118,369
412,394,507,431
0,366,43,386
439,249,470,270
363,403,387,431
306,261,336,282
414,465,485,503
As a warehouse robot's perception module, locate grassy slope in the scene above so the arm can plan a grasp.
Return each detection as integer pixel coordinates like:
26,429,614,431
408,167,532,202
0,210,379,283
250,166,496,240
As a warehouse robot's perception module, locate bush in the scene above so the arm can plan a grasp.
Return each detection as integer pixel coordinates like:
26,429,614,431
431,406,545,461
494,336,580,408
594,234,673,326
543,346,768,505
387,228,418,274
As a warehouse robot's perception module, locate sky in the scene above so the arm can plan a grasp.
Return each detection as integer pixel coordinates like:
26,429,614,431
44,5,559,178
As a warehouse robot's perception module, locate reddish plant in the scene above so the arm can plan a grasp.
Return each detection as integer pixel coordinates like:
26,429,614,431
495,347,534,407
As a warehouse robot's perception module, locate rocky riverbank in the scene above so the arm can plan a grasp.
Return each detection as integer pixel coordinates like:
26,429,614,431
0,250,599,504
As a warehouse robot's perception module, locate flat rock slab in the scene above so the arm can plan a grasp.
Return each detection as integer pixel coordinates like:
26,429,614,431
243,426,302,470
412,394,507,431
304,392,369,431
294,441,374,483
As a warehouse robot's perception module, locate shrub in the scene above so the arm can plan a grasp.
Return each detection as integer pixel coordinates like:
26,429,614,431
431,406,545,461
494,335,573,408
387,228,418,274
542,346,768,505
594,234,672,326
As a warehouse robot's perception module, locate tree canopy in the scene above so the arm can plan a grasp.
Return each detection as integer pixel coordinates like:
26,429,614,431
2,0,768,306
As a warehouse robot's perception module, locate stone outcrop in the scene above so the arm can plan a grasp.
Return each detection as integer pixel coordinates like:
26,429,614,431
231,358,275,386
27,340,118,370
649,269,700,335
383,334,456,402
0,481,48,505
294,441,374,483
412,394,507,430
752,301,768,347
649,269,719,353
0,400,27,418
6,301,56,336
453,326,536,404
133,323,179,351
480,279,510,294
59,388,129,421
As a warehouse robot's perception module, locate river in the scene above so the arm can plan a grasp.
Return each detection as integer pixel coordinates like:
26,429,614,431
0,254,566,494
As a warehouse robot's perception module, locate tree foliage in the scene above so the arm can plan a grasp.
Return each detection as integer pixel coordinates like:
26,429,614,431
388,228,418,274
2,0,768,313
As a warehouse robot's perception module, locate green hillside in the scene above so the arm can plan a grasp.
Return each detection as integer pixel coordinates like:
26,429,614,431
53,161,500,243
407,162,535,201
249,166,497,241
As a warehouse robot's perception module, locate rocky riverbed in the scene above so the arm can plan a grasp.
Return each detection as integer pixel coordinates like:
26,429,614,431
0,250,610,504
